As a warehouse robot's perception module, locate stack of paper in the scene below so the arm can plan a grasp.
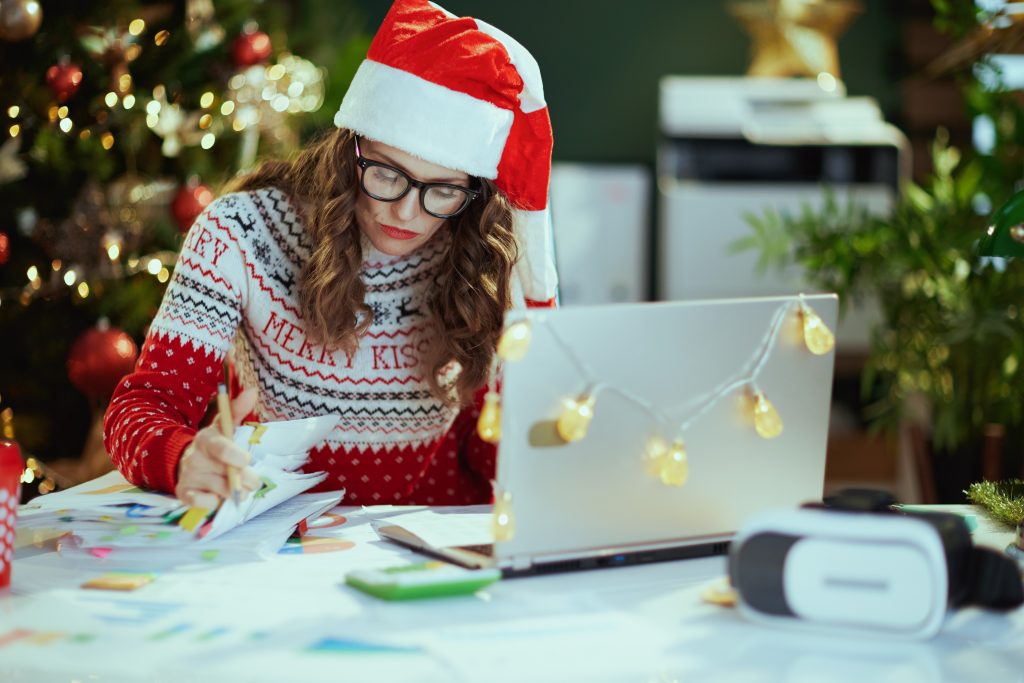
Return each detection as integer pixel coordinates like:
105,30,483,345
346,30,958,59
17,415,344,565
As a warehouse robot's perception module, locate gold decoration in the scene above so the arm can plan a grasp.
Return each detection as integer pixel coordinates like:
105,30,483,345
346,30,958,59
0,0,42,42
497,320,532,361
476,391,502,444
701,578,739,607
728,0,862,78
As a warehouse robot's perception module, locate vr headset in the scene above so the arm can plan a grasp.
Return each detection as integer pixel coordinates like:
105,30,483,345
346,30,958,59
729,489,1023,639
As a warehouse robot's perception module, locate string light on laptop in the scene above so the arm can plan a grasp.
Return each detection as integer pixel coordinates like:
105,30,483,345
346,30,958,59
482,295,834,490
496,319,533,361
644,437,690,486
477,391,502,444
492,486,516,541
556,392,597,442
751,387,784,439
477,320,535,443
799,301,836,355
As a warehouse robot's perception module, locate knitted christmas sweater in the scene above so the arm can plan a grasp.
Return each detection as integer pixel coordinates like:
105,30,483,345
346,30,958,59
104,188,547,505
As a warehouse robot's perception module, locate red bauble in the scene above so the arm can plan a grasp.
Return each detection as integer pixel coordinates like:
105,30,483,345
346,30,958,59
232,30,272,67
45,62,83,102
67,322,139,400
0,231,8,266
170,182,214,232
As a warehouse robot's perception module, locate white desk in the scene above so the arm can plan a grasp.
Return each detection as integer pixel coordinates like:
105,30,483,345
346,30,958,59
3,505,1023,682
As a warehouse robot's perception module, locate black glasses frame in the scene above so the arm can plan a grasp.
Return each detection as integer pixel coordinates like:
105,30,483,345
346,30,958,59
354,136,481,219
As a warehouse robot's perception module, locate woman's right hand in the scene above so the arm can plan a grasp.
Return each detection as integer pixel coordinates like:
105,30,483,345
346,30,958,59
174,388,262,510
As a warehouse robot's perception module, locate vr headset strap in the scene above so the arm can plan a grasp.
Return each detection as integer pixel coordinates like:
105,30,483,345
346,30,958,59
966,546,1024,610
817,488,1023,611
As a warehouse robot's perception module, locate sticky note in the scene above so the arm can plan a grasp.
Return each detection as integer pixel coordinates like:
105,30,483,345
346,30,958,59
178,506,210,532
247,424,267,445
81,572,156,591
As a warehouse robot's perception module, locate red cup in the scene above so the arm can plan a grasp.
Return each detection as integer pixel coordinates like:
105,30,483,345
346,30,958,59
0,439,22,589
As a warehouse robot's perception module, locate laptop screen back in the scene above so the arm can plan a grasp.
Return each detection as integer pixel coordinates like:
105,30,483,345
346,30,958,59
494,294,838,562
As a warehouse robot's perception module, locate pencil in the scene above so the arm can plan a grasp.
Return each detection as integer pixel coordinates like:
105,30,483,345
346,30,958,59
216,383,242,506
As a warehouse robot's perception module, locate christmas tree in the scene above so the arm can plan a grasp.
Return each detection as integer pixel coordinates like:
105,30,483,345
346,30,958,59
0,0,368,499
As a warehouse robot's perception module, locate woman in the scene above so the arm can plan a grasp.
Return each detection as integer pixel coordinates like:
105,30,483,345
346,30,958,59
103,0,557,510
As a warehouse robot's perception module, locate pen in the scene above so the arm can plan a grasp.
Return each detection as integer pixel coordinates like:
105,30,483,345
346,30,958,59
216,383,243,506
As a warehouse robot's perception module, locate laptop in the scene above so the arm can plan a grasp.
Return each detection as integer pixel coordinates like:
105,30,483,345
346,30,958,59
376,294,838,577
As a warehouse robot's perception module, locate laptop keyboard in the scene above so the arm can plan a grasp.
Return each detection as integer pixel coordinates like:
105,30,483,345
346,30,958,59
453,543,494,557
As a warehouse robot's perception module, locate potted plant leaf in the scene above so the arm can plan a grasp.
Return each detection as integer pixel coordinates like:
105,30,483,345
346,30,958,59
734,129,1024,502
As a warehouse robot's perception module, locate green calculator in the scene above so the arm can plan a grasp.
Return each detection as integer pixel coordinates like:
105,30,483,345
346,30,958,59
345,561,501,601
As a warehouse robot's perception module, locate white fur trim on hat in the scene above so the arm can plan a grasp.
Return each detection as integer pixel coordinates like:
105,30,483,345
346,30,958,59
335,60,513,179
514,206,559,303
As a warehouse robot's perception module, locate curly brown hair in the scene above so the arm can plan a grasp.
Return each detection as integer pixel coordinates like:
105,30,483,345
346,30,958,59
226,128,518,406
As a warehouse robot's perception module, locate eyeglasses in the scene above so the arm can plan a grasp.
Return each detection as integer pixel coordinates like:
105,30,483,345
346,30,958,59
354,136,481,218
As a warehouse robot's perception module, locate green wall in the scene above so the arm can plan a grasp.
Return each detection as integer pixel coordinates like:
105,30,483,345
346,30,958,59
351,0,903,165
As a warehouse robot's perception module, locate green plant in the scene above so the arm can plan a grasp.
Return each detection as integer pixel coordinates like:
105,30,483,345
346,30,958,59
734,131,1024,452
967,479,1024,526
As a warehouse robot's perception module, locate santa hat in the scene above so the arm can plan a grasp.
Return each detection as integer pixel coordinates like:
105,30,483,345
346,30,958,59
334,0,558,306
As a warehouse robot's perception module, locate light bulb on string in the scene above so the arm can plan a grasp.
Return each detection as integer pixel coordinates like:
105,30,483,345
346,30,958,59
476,391,502,444
658,439,689,487
492,487,515,542
799,303,835,355
752,389,783,439
643,436,669,477
556,392,596,443
497,319,532,361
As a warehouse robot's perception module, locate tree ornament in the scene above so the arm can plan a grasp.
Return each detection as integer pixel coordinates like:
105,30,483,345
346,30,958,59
0,231,9,266
556,393,596,443
45,62,84,103
497,320,532,361
476,391,502,444
799,303,835,355
105,174,176,247
67,320,139,400
492,488,515,542
232,28,272,67
0,0,42,42
80,23,147,96
146,90,204,157
186,0,224,49
32,182,110,273
659,440,689,487
0,137,27,185
226,52,326,170
752,389,783,439
170,180,213,232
